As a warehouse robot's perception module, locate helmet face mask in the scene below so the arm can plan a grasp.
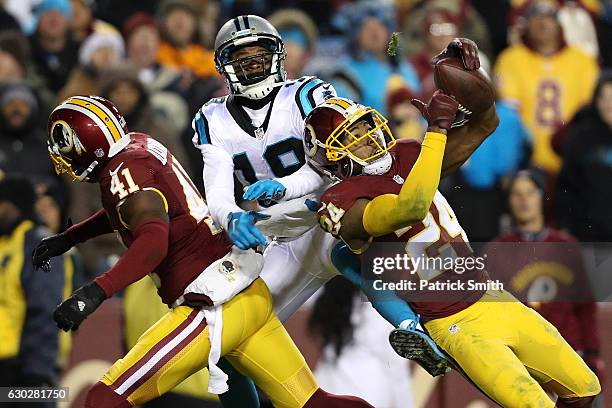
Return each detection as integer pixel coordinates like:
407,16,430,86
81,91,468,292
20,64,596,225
327,110,392,166
304,98,396,181
214,16,286,99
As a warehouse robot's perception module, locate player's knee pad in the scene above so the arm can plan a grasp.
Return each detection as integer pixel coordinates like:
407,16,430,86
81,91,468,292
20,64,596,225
85,382,131,408
557,395,597,408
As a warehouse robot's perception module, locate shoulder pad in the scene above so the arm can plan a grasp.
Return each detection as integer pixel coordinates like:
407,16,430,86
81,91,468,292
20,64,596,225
203,96,228,107
293,76,326,119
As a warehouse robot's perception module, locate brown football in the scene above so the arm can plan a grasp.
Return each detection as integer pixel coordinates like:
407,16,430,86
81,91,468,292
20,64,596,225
433,57,495,115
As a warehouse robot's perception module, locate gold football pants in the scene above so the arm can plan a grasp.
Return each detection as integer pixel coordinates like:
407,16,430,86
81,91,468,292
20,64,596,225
99,278,318,407
424,290,600,407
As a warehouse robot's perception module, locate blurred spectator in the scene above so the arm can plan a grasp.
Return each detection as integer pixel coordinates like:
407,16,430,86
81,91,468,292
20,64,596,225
486,170,605,390
509,0,602,57
99,65,189,169
70,0,119,44
385,79,425,140
557,1,599,58
410,8,460,100
3,0,36,31
330,0,420,115
94,0,160,31
0,30,30,83
444,97,532,241
34,179,71,234
596,0,612,68
0,2,21,32
470,0,512,59
309,277,414,408
194,0,221,48
218,0,268,22
28,0,79,94
399,0,493,59
157,0,217,79
123,13,191,141
33,180,76,369
494,0,599,174
0,175,66,394
0,82,55,181
556,71,612,241
123,12,182,93
57,29,125,102
460,101,532,191
268,9,319,79
0,30,56,116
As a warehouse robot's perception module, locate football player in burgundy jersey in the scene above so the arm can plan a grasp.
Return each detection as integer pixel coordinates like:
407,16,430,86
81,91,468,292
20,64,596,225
31,96,374,408
303,91,601,407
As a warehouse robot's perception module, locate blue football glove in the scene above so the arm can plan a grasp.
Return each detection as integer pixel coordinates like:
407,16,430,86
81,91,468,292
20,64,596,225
243,179,286,206
304,199,320,212
227,211,270,250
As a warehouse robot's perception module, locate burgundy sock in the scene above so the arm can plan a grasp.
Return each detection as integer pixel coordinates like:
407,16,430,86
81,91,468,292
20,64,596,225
303,388,374,408
85,382,131,408
556,395,597,408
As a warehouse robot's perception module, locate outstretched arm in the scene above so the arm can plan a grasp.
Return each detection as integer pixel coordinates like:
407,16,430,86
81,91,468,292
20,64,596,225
359,92,459,238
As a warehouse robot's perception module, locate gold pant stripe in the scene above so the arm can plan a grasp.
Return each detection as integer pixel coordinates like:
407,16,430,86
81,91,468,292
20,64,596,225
101,279,318,407
116,310,207,396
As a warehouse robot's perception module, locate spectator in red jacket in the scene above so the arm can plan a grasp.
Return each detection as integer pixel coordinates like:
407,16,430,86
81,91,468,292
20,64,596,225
485,170,605,389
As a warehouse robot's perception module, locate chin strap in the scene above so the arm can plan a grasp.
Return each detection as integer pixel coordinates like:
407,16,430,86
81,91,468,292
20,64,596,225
77,160,99,182
362,152,393,176
237,76,282,99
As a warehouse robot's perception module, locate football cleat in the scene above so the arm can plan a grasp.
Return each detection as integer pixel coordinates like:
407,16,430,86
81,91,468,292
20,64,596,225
389,319,451,377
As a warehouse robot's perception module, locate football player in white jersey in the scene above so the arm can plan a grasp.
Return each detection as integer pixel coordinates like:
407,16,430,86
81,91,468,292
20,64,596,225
192,15,340,325
192,17,346,406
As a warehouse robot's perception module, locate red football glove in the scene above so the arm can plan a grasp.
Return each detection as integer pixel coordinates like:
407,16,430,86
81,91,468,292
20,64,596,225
432,38,480,71
411,90,459,131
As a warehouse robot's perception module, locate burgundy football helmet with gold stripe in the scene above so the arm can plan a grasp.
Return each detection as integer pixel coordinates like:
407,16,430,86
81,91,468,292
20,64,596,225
304,97,396,181
48,96,129,182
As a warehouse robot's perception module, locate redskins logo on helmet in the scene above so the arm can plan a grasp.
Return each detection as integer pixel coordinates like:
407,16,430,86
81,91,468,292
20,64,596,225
304,97,396,181
48,96,129,182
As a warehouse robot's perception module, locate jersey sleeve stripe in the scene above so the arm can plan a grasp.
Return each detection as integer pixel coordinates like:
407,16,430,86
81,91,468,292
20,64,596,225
295,78,323,119
306,82,325,113
194,111,211,145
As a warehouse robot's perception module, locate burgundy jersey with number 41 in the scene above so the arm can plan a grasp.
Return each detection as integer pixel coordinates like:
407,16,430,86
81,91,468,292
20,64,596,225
318,139,490,320
99,133,232,305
